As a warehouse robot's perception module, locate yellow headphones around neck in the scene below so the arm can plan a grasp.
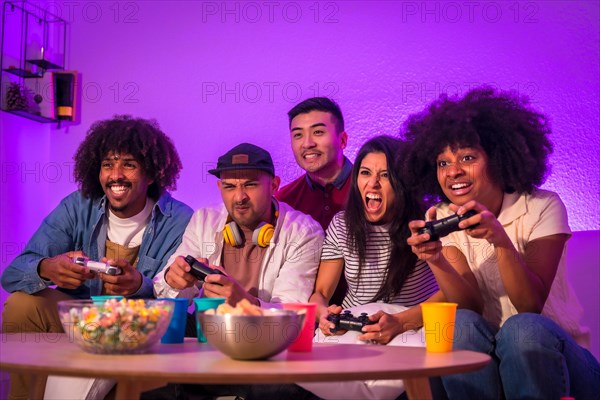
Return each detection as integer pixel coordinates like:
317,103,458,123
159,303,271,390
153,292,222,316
222,200,279,248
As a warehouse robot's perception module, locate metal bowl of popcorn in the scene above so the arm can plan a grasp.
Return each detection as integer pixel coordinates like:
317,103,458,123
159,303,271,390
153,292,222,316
57,299,174,354
198,302,305,360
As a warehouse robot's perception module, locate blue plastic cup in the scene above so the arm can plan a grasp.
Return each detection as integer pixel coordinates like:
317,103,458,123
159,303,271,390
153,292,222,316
194,297,226,342
90,295,124,304
157,298,188,344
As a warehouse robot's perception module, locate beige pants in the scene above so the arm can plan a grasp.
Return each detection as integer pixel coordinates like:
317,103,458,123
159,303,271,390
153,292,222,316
1,289,74,400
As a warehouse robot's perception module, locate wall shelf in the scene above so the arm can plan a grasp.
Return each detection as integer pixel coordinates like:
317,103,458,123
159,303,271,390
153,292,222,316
2,67,43,78
4,108,56,122
0,0,68,122
26,58,63,70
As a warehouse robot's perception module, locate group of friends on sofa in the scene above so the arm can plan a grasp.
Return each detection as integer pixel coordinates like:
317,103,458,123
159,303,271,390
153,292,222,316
2,88,599,400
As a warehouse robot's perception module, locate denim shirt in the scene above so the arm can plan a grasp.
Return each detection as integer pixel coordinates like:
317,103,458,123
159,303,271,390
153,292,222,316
1,191,192,299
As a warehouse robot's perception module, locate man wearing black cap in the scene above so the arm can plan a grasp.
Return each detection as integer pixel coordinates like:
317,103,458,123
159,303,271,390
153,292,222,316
154,143,324,308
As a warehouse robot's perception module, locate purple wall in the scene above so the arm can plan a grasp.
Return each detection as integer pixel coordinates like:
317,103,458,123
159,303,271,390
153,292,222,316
1,1,599,308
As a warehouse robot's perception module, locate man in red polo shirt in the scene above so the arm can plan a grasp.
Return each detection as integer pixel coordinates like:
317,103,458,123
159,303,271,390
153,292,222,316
276,97,352,305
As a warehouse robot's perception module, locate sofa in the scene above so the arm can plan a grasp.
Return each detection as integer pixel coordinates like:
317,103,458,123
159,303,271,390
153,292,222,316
565,230,600,360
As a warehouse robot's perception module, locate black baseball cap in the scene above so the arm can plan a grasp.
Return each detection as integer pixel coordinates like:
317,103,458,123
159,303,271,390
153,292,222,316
208,143,275,178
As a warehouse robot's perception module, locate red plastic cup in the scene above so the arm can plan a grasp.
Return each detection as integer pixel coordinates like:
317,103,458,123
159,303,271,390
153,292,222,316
283,303,317,352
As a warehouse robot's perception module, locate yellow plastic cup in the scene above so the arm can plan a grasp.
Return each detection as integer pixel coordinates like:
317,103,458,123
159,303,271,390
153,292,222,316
421,302,458,352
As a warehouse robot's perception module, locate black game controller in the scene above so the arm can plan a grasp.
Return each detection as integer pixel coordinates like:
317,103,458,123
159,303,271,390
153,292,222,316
184,255,226,281
73,256,121,276
418,210,479,242
327,310,376,333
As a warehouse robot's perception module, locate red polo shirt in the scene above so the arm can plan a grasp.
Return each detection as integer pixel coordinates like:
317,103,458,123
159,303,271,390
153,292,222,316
275,158,352,306
275,158,353,230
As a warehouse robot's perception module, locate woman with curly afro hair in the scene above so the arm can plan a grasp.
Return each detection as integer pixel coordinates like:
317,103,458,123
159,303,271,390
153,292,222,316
403,87,599,399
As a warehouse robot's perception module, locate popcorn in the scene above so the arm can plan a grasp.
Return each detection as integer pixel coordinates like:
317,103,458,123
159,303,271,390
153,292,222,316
205,299,264,316
62,298,172,354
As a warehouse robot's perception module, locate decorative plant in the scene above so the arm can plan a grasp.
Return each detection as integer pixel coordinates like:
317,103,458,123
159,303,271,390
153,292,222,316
5,82,29,110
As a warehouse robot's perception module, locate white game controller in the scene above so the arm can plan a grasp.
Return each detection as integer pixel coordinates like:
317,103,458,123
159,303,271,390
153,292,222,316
72,256,122,276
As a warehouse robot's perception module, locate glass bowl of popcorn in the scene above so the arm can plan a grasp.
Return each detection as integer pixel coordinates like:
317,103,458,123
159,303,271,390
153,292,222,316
197,300,305,360
58,298,174,354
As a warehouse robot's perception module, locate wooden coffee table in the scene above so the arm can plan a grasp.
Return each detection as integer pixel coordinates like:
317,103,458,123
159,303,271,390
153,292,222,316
0,333,489,400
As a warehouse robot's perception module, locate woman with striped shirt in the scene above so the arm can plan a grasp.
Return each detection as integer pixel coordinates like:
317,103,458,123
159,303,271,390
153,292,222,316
290,136,442,399
309,135,440,344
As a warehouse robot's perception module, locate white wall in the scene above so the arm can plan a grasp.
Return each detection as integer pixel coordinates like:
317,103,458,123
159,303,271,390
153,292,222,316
1,1,599,329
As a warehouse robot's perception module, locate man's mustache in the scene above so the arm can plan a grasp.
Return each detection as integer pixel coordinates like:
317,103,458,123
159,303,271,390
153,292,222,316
106,179,131,187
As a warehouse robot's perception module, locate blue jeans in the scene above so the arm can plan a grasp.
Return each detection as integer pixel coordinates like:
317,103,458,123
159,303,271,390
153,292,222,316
442,309,600,400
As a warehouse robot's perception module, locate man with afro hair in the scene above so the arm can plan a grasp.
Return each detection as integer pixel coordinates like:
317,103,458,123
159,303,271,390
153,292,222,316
1,115,192,399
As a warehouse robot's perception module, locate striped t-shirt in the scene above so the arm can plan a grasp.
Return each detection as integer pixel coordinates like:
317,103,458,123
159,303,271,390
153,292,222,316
322,212,439,308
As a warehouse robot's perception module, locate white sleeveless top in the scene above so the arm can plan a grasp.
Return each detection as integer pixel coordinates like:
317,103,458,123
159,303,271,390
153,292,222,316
438,189,589,348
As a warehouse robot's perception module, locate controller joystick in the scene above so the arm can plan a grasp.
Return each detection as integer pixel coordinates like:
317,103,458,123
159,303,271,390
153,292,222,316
72,256,121,276
326,310,376,333
418,210,479,242
184,255,226,281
